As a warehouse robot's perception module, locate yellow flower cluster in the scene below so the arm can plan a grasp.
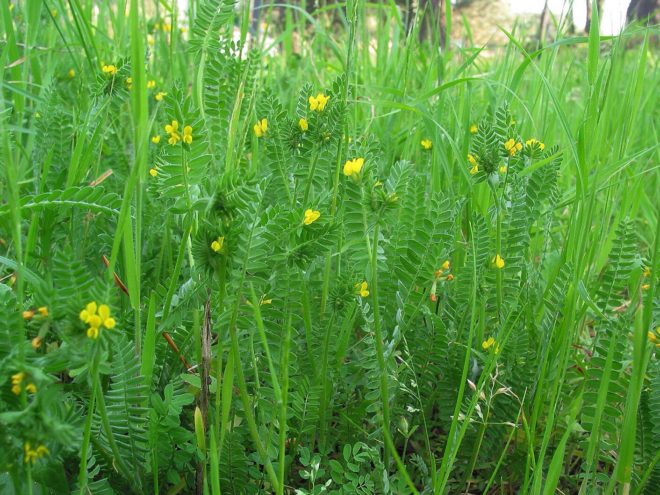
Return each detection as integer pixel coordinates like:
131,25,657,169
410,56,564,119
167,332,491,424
421,139,432,150
430,260,453,302
151,135,161,144
343,158,364,178
24,443,49,464
467,154,478,175
492,254,505,269
299,118,308,132
79,302,116,340
102,64,117,76
355,281,369,297
504,138,522,157
309,93,329,112
211,236,225,253
642,266,651,290
165,120,193,145
254,118,268,137
11,372,37,395
303,209,320,225
155,91,167,101
149,167,158,177
147,80,156,89
22,306,48,321
469,123,478,134
482,336,500,353
648,327,660,348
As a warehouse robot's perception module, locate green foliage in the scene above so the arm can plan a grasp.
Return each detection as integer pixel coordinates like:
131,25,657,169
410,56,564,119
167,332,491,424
0,3,657,495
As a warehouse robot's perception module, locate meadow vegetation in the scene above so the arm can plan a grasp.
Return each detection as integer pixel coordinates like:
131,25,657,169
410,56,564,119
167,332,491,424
0,1,658,493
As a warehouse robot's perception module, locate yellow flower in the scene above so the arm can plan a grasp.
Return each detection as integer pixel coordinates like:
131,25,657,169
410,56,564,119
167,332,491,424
343,158,365,177
254,118,268,137
165,120,180,144
421,139,433,150
499,165,508,174
68,68,75,78
469,123,478,134
147,34,155,46
147,79,156,89
648,328,660,348
24,443,48,464
102,64,117,76
25,383,37,394
183,125,193,144
482,336,495,350
11,385,21,395
469,164,479,175
504,139,522,157
211,236,225,253
165,120,179,134
22,310,34,320
31,336,42,349
80,301,115,338
299,118,308,132
162,23,172,33
525,138,545,151
467,154,477,166
126,77,132,89
441,260,450,271
642,266,651,278
11,372,25,395
155,91,167,101
355,281,369,297
492,254,505,269
38,306,48,317
303,209,321,225
309,93,329,112
149,168,158,177
151,135,161,144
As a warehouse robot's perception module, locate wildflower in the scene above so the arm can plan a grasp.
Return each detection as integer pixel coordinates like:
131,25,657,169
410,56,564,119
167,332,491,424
504,138,522,157
165,120,180,144
11,372,25,395
492,254,505,269
421,139,433,150
147,79,156,89
468,154,479,175
155,91,167,101
149,168,158,177
80,301,116,339
68,69,75,78
442,260,450,270
647,328,660,348
299,118,308,132
182,125,193,144
643,266,651,278
642,284,650,290
31,336,42,349
525,138,545,151
469,123,478,134
24,443,48,464
211,236,225,253
343,158,365,178
162,23,172,33
151,135,161,144
147,34,155,46
309,93,329,112
482,337,500,353
22,310,34,320
303,209,320,226
446,274,454,281
25,383,37,394
253,118,268,137
355,281,369,297
102,64,117,76
499,165,507,174
126,77,132,89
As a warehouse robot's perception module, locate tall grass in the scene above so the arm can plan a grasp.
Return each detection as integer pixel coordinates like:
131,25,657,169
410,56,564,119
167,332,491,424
0,0,658,494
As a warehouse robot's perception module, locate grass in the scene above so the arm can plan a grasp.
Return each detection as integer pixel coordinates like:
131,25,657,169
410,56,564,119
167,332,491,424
0,0,658,494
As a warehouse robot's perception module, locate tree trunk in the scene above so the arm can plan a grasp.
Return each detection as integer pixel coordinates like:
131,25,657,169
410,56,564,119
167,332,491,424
627,0,659,23
585,0,603,33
